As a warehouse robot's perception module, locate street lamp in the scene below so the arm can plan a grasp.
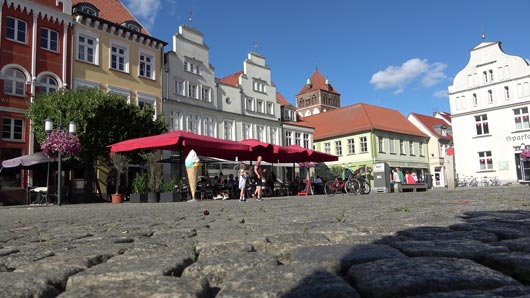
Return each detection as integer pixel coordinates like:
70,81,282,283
45,115,76,206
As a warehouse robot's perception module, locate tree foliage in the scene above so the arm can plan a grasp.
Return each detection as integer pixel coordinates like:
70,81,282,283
28,88,167,165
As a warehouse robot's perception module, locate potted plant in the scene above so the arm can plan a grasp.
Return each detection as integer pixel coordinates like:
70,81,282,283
143,152,162,203
110,153,128,203
129,173,148,203
159,177,180,202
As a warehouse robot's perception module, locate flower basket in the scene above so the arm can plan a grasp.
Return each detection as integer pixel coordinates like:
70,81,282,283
41,130,81,159
522,149,530,161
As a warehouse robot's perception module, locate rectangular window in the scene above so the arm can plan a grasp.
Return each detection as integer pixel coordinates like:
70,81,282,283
168,111,181,131
267,102,274,115
2,118,24,141
204,116,216,137
324,142,331,154
253,79,266,93
246,97,254,111
184,61,200,75
6,17,27,43
257,100,264,113
188,84,198,99
78,34,96,64
224,120,234,140
335,141,342,156
360,137,368,153
489,69,494,82
295,132,301,146
419,143,425,156
139,53,154,79
378,137,384,153
285,131,292,146
504,86,510,100
409,141,415,156
399,139,405,155
188,114,200,134
4,69,25,96
478,151,493,170
347,138,355,154
488,90,493,104
475,114,489,135
41,28,58,52
110,44,128,72
174,80,185,96
256,125,265,142
270,128,278,145
514,107,530,130
389,138,396,154
303,134,309,148
243,123,252,139
483,71,488,84
201,87,211,102
472,93,478,107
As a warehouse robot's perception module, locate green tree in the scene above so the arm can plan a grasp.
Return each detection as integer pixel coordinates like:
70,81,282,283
28,88,167,198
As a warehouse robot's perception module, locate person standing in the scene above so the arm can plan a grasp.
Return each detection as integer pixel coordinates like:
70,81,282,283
396,167,405,185
254,155,263,201
239,168,248,202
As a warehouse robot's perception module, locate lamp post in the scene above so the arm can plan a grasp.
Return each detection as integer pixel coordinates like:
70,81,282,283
45,115,76,206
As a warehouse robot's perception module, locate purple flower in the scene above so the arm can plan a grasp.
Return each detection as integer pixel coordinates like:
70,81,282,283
41,130,81,159
299,162,318,169
522,149,530,161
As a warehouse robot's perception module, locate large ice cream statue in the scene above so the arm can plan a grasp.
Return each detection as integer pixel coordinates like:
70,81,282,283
185,150,201,202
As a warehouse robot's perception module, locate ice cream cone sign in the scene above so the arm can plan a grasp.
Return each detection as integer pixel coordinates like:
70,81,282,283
185,150,201,201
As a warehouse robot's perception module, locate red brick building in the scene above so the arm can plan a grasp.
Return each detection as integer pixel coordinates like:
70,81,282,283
1,0,72,190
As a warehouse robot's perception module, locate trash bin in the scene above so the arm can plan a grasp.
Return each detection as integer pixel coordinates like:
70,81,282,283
373,162,390,193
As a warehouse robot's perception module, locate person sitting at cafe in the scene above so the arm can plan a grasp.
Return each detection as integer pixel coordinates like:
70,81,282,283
314,175,323,194
405,171,416,184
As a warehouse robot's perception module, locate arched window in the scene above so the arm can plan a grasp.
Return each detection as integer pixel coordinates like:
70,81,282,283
38,76,58,94
4,68,26,96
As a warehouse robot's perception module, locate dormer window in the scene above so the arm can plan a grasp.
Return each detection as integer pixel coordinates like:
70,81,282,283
441,125,447,136
74,3,100,17
122,20,142,32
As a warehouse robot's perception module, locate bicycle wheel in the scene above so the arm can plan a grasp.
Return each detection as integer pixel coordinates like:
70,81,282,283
324,180,338,196
361,180,371,194
346,178,360,195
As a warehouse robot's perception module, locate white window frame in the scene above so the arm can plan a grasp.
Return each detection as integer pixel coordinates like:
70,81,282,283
107,85,131,103
335,141,342,156
110,41,129,73
137,92,157,118
270,127,278,145
389,138,396,154
488,90,493,104
6,17,27,44
3,68,26,96
2,117,24,141
203,116,216,137
504,86,510,100
243,123,252,139
224,120,234,141
514,107,530,130
77,30,99,65
267,102,274,115
184,60,201,75
475,114,489,136
257,99,264,113
348,138,355,154
167,110,182,131
41,27,59,52
478,151,493,170
295,132,301,146
246,97,255,111
324,142,331,154
139,50,155,79
378,137,384,153
174,80,185,96
257,125,265,142
360,137,368,153
188,113,201,134
285,131,292,146
37,75,58,94
303,133,310,148
409,141,415,156
419,143,425,157
253,79,267,93
188,83,198,99
201,86,211,102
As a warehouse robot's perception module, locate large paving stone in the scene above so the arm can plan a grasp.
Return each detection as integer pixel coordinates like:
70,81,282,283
217,263,360,298
498,237,530,253
451,222,530,240
289,244,407,274
66,251,194,289
181,251,278,288
405,286,530,297
390,239,509,260
58,276,208,298
481,252,530,284
261,232,331,262
0,272,60,298
347,257,521,298
397,226,498,242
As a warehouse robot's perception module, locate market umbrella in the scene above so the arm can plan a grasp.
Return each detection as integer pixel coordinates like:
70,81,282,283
305,148,339,162
1,152,52,169
239,139,278,162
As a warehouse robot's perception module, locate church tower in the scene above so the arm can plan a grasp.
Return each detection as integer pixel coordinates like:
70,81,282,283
295,70,341,117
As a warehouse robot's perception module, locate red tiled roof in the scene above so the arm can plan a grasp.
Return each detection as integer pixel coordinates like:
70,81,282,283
218,71,243,87
72,0,150,35
410,113,452,141
301,103,428,141
296,70,339,96
276,92,292,107
282,120,314,129
435,111,452,124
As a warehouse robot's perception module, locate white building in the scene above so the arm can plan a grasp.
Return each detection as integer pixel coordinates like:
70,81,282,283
448,41,530,183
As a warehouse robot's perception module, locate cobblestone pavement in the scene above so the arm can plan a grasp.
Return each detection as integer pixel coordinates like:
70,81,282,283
1,185,530,297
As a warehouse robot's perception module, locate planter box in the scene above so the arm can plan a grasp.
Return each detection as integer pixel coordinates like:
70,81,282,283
160,192,182,203
129,193,147,203
147,192,159,203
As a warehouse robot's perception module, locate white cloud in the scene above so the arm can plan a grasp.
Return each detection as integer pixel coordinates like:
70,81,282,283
124,0,161,29
370,58,448,94
433,90,449,98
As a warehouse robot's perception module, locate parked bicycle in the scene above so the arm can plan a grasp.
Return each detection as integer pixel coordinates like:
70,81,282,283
324,175,354,196
351,168,371,194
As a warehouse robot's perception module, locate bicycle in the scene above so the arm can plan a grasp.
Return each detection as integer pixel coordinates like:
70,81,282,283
351,168,371,194
324,176,354,196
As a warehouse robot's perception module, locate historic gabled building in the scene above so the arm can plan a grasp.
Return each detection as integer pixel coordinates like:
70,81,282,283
448,40,530,184
296,69,340,117
1,0,73,189
71,0,166,116
408,112,453,187
276,92,314,149
301,103,430,180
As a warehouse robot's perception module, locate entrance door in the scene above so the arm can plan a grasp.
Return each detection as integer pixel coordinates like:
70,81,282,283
515,153,530,181
434,167,442,187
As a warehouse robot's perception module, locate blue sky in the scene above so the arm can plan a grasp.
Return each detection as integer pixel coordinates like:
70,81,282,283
123,0,530,117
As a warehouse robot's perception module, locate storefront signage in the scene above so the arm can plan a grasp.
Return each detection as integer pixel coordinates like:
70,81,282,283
506,133,530,143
